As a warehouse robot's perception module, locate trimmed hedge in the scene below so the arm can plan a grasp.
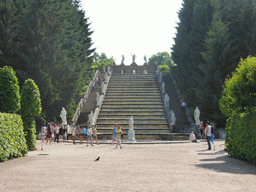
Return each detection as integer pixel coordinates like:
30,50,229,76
225,111,256,165
0,113,27,162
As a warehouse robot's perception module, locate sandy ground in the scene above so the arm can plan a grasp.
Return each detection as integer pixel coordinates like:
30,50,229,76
0,139,255,192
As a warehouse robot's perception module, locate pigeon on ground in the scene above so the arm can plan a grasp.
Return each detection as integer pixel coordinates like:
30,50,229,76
94,156,100,161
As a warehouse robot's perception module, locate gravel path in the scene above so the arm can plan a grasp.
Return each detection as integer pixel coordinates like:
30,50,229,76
0,139,255,192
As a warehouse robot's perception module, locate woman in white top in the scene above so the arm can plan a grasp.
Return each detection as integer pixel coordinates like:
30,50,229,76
205,121,212,150
72,126,78,145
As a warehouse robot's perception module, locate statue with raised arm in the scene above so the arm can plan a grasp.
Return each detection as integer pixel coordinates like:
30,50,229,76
121,55,125,64
144,55,147,63
194,107,200,125
60,107,67,125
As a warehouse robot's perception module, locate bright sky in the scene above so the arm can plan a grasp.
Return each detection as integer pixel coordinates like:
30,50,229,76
80,0,183,65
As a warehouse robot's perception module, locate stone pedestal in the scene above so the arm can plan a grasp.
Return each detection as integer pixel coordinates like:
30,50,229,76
127,129,136,142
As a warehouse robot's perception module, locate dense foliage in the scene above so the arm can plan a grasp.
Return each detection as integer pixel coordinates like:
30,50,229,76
148,52,176,73
0,66,20,113
219,56,256,164
0,0,95,126
0,113,27,162
171,0,256,126
20,79,42,150
91,52,115,71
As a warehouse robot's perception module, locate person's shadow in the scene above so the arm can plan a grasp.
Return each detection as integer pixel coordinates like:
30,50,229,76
195,151,256,175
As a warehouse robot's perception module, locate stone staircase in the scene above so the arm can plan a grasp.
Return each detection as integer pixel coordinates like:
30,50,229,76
96,73,173,140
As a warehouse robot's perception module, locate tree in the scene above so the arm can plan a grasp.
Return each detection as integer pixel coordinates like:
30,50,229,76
91,52,115,70
219,56,256,117
20,79,41,150
0,66,20,113
148,52,176,73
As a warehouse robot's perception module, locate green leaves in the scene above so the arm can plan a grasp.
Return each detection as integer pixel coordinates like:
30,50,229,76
0,113,27,162
220,56,256,117
0,66,20,113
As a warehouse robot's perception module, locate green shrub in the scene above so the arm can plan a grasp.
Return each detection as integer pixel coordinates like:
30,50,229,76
0,66,20,113
0,113,27,162
225,112,256,165
159,64,170,73
20,79,42,150
220,56,256,165
220,56,256,116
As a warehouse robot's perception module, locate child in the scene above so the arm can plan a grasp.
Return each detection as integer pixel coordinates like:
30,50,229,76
115,125,122,149
87,126,93,147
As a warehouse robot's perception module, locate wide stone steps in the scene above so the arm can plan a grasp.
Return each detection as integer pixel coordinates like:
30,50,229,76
99,111,166,115
97,128,170,134
98,115,166,119
97,118,168,124
104,98,162,104
96,123,169,129
101,104,164,108
96,72,170,140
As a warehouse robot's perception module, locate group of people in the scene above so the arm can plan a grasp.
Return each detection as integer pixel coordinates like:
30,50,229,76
72,125,99,147
189,121,215,150
41,123,67,145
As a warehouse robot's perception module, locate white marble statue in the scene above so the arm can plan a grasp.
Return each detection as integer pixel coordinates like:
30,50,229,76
96,92,100,105
170,110,176,125
144,55,147,63
156,65,160,75
128,116,136,141
60,107,67,125
89,111,94,124
121,55,125,64
164,93,169,107
121,69,123,74
129,116,134,130
194,107,200,125
107,66,110,74
162,82,165,94
159,73,162,83
104,72,108,83
101,81,105,93
132,54,136,63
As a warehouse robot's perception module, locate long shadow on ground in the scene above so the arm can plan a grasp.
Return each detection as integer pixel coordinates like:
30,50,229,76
195,152,256,175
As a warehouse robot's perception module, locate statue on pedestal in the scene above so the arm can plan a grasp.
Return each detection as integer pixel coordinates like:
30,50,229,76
170,110,176,125
156,66,160,75
104,72,108,83
194,107,200,125
162,82,165,94
132,54,136,63
60,107,67,125
121,55,125,64
144,55,147,64
89,111,94,125
96,92,100,105
107,66,110,74
159,73,162,84
128,116,136,142
165,93,169,107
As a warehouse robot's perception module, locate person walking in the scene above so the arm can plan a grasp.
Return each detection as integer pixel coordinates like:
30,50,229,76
111,124,118,144
41,123,47,144
79,126,84,144
205,121,212,150
93,125,99,145
46,123,52,145
87,126,93,147
51,124,55,143
115,125,122,149
54,124,59,143
200,121,204,139
72,126,78,144
59,124,64,143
